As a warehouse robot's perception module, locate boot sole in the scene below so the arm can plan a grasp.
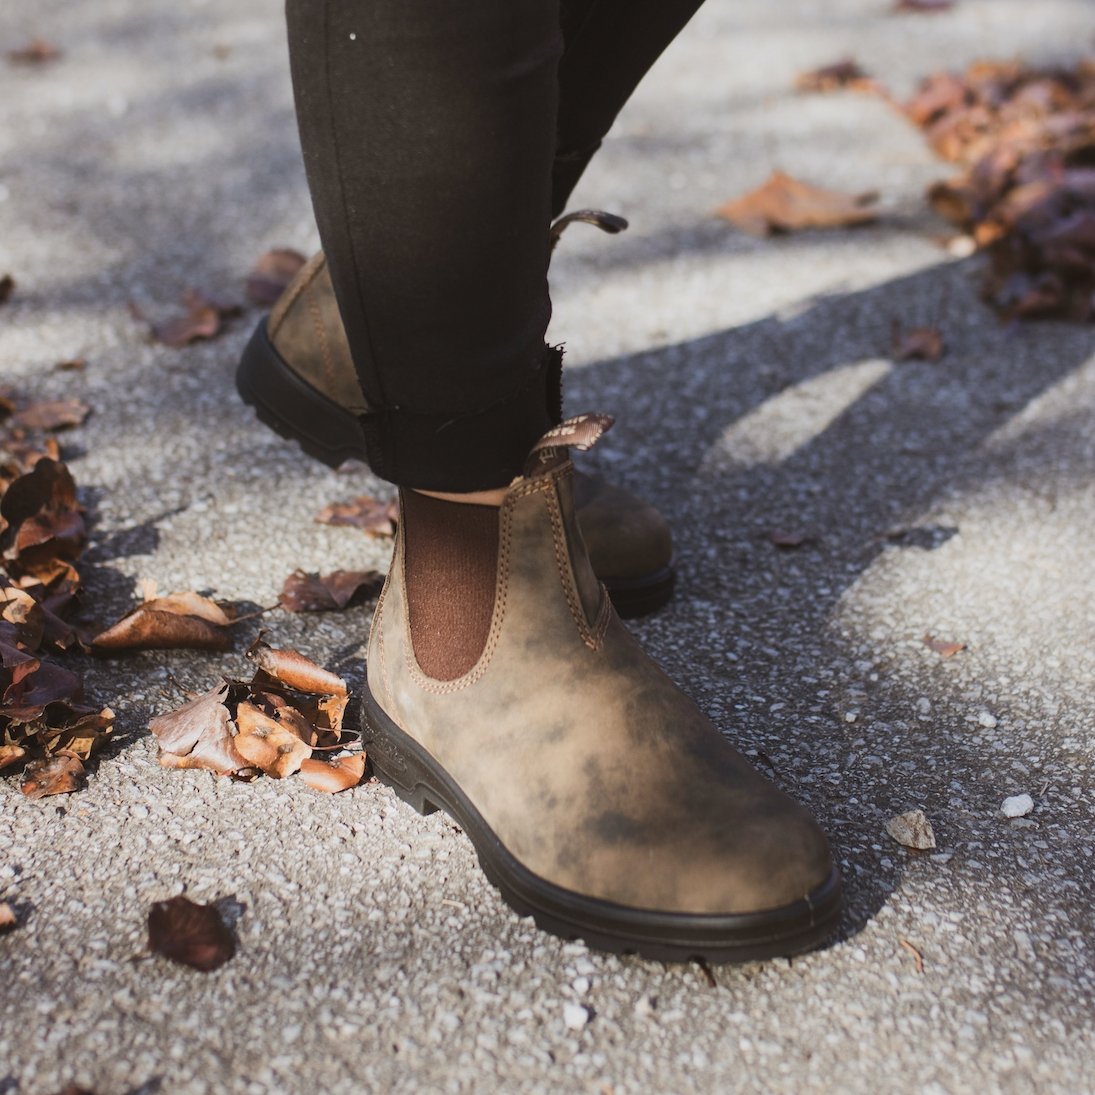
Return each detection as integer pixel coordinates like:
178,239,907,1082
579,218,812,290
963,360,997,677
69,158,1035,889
361,688,843,965
237,318,675,619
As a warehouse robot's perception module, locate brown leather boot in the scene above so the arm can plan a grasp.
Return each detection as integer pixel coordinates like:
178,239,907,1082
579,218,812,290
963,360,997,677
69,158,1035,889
362,417,842,963
236,239,674,618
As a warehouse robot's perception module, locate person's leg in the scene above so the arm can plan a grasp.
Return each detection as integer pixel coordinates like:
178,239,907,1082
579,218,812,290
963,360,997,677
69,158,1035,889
286,0,561,492
282,0,841,958
552,0,707,215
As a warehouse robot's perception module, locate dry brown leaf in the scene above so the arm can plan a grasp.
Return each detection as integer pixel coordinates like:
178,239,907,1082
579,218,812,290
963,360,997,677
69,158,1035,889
0,458,86,584
149,679,251,776
715,171,878,236
3,660,84,719
895,0,954,11
892,323,945,362
147,895,235,972
0,744,26,770
20,753,84,798
91,592,235,653
315,495,398,537
0,901,16,934
767,528,815,549
132,290,241,348
794,59,876,94
246,635,349,697
234,701,311,778
300,754,366,793
7,39,63,64
245,248,307,306
55,358,87,372
279,568,384,613
923,633,965,657
9,400,90,432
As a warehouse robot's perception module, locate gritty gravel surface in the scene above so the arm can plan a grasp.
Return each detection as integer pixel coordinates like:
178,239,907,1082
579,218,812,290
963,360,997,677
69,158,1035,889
2,1,1095,1092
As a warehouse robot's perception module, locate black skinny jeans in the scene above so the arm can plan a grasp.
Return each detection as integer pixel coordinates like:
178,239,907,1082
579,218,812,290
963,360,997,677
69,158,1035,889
286,0,705,491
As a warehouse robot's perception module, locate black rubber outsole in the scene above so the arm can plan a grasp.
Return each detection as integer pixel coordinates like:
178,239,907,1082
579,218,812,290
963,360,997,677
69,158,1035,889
361,689,843,965
236,318,675,618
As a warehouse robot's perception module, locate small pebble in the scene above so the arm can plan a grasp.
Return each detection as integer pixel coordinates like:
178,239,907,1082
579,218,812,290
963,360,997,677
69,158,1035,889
978,711,999,729
563,1003,590,1030
1002,794,1034,818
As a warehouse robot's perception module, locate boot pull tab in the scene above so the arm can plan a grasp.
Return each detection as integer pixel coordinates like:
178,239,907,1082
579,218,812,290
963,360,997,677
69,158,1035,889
524,414,615,475
549,210,629,253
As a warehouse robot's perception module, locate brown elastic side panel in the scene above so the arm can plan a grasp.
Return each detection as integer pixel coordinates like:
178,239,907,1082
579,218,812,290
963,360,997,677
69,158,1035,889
400,490,500,681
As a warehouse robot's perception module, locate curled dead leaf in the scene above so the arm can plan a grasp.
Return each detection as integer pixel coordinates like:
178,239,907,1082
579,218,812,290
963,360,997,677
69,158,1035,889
246,635,349,697
131,290,241,348
767,528,815,549
149,679,250,777
0,744,27,770
300,753,366,793
233,701,312,778
715,171,879,236
245,248,307,306
20,753,84,799
0,458,86,584
923,633,965,657
7,39,63,64
147,895,235,972
315,495,398,537
892,323,945,362
91,592,235,653
279,568,384,613
794,59,876,94
9,400,90,432
894,0,954,11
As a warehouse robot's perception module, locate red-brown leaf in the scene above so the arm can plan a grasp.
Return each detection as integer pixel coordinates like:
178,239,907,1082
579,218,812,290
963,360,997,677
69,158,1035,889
147,895,235,972
246,635,349,697
315,495,398,537
895,0,954,11
893,323,945,362
279,568,384,612
149,679,251,776
233,701,312,778
91,592,235,653
9,400,90,432
767,528,816,549
7,39,63,64
245,248,307,306
716,171,878,236
133,290,241,348
300,754,366,793
20,753,85,798
923,633,965,657
794,59,876,94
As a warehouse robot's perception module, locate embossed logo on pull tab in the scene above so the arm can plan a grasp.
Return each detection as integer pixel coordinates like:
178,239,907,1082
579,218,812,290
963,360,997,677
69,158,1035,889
526,413,615,472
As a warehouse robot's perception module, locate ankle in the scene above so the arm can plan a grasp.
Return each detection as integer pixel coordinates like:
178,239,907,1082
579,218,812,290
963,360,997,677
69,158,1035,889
414,486,507,507
400,489,500,681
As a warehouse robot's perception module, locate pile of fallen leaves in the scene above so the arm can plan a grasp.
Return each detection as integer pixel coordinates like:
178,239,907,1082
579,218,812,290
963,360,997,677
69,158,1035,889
903,57,1095,320
0,390,115,795
150,635,364,792
720,49,1095,326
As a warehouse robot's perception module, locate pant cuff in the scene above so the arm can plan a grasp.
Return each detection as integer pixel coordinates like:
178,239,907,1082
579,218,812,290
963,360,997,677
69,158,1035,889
360,345,564,491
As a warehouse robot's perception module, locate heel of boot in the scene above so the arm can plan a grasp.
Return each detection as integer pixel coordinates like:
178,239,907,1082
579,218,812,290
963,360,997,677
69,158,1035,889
236,319,368,470
361,696,440,817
